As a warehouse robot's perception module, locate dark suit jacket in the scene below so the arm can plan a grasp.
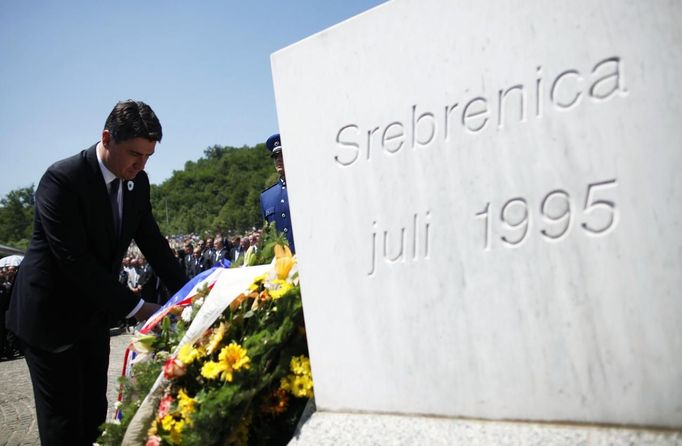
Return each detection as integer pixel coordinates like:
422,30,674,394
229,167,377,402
187,255,205,278
7,144,187,351
214,247,229,265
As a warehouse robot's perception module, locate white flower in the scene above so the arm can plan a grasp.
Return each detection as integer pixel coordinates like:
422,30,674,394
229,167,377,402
130,331,156,354
181,306,193,323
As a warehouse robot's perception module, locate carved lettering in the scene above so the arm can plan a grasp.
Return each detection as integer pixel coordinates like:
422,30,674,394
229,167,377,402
382,121,405,154
551,70,583,109
411,105,436,149
334,124,360,166
367,212,431,277
462,97,490,133
334,55,627,167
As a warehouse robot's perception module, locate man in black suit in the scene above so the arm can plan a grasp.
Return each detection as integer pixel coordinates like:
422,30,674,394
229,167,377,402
6,100,188,445
213,237,229,265
187,246,206,278
182,241,194,277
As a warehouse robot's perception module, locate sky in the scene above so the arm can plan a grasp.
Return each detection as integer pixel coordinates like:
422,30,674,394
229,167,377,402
0,0,385,198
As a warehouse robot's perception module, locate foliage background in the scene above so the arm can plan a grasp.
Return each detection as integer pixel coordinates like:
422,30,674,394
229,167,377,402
0,143,278,250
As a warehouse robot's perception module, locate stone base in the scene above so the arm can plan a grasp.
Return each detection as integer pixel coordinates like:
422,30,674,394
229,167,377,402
289,412,682,446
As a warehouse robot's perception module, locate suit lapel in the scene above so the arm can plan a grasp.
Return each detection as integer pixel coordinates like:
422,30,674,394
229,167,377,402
84,145,118,246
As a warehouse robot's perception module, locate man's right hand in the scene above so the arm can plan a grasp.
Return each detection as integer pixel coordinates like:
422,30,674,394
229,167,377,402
134,302,162,322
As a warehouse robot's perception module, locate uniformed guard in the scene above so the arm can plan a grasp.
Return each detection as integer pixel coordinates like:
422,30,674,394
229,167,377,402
260,133,295,253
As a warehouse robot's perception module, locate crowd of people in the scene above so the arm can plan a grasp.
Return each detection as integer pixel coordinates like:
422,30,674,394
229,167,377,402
117,228,264,308
169,228,263,277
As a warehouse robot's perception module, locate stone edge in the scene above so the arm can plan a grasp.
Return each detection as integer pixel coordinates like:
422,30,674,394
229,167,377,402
288,411,682,446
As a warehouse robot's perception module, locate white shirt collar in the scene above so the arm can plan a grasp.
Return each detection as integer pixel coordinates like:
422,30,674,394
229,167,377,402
96,142,118,185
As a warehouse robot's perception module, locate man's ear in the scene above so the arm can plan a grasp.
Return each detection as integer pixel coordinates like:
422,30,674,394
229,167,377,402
101,130,112,148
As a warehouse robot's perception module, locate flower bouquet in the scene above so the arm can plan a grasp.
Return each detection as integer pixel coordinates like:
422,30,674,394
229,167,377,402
99,233,312,446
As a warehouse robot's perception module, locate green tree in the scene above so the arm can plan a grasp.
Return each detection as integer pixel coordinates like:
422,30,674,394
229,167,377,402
0,185,35,249
150,144,275,235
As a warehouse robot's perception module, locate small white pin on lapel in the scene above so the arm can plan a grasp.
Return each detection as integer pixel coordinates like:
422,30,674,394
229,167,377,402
127,181,134,191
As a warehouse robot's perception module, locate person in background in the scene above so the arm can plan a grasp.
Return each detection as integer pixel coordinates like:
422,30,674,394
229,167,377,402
213,237,229,265
127,257,141,296
0,268,10,358
260,133,295,253
183,241,194,278
229,237,243,262
118,257,130,286
188,246,206,278
202,237,215,268
175,248,185,270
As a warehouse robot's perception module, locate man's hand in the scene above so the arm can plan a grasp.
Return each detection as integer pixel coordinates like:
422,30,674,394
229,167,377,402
134,301,162,322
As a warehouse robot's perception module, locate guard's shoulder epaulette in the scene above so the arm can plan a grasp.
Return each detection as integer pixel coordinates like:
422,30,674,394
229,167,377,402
261,182,279,194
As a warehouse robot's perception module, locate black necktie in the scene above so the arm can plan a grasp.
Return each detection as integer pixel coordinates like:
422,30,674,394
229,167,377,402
109,179,121,237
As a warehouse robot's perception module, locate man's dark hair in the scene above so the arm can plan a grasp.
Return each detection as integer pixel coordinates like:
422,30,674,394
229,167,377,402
104,100,163,143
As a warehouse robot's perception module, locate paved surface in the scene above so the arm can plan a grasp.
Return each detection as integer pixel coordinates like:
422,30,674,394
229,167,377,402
0,332,133,446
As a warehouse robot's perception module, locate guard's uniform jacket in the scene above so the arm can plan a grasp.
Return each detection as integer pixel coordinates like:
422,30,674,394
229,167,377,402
260,178,295,253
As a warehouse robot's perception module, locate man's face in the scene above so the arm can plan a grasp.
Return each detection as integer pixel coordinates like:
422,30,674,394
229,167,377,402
184,245,193,255
272,151,285,178
101,130,156,180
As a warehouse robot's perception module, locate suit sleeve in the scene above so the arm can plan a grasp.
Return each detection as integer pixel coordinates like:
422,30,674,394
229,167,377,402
132,175,188,294
35,169,140,318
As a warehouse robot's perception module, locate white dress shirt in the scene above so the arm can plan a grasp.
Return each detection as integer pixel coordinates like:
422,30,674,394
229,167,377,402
96,143,144,318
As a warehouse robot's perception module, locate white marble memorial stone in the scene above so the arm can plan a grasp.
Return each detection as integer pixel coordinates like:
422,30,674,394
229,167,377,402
271,0,682,428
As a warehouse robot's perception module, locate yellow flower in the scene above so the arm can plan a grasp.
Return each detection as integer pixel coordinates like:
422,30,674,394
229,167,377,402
279,377,291,392
206,322,227,355
274,244,292,259
200,361,223,380
177,344,202,365
274,244,295,280
177,389,197,421
280,355,314,398
201,342,250,382
221,342,251,372
291,375,314,398
249,273,267,291
290,356,310,376
160,414,175,432
267,279,293,300
169,419,185,445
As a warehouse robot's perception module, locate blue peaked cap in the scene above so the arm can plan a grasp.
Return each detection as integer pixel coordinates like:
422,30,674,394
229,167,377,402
266,133,282,155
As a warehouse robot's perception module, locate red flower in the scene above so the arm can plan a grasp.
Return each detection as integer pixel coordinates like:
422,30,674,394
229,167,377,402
163,357,187,379
146,435,161,446
158,394,174,419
